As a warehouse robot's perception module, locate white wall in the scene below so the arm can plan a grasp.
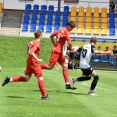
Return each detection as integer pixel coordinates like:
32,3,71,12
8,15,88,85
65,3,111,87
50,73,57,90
0,0,109,10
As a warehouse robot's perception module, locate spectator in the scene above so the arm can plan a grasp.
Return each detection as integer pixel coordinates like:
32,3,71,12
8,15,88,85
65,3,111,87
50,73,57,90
104,46,111,57
110,2,115,12
95,46,102,58
112,45,117,60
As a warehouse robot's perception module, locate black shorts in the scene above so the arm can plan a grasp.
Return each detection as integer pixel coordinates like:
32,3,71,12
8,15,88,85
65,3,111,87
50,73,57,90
69,52,75,59
81,67,93,76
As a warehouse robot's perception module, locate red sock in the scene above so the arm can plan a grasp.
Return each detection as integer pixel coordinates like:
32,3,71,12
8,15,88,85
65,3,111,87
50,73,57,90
38,79,47,97
40,64,49,69
63,69,69,83
12,76,27,82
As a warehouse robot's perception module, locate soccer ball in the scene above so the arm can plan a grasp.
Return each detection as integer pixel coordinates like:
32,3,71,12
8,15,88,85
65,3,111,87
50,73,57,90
71,45,79,51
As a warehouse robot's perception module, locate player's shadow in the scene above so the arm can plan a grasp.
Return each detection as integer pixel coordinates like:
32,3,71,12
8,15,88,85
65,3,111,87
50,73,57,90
56,90,87,96
6,96,34,99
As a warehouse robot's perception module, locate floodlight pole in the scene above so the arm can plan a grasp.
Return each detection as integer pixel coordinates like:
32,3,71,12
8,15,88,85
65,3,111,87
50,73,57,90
58,0,61,11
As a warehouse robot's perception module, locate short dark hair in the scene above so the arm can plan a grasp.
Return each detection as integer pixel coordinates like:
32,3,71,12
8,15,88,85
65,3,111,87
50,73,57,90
90,37,97,44
114,45,116,48
66,21,75,28
34,30,42,38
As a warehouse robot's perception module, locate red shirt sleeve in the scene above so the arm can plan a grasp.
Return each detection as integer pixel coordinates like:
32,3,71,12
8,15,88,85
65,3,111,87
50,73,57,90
51,30,60,37
65,30,71,44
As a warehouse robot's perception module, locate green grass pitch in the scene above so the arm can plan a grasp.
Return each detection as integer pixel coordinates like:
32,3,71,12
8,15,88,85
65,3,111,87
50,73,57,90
0,35,117,117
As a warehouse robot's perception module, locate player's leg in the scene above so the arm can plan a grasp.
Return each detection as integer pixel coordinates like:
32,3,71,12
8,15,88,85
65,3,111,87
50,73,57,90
59,53,76,90
40,51,59,70
33,64,50,100
88,70,99,96
0,66,2,72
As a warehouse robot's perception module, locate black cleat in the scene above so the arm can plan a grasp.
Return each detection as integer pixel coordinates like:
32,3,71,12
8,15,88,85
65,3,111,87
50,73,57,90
2,77,10,86
41,96,50,100
65,84,77,90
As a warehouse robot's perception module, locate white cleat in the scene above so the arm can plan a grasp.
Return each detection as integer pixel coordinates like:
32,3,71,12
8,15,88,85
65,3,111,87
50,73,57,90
88,92,98,96
69,78,74,89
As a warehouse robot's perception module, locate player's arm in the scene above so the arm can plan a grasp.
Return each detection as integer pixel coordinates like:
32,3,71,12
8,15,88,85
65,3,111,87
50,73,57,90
31,52,43,62
50,31,59,46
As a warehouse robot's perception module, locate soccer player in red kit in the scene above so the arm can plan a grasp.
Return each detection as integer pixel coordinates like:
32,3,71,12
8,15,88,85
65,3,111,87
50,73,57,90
40,21,76,89
2,30,50,100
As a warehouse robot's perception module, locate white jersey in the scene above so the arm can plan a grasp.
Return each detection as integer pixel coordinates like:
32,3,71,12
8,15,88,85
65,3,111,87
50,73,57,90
78,44,95,69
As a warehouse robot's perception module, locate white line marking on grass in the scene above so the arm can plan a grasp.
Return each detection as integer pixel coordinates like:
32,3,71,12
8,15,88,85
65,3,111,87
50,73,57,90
82,82,117,92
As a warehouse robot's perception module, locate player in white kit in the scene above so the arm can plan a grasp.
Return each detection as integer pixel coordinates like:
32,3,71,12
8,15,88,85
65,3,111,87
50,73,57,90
70,37,103,96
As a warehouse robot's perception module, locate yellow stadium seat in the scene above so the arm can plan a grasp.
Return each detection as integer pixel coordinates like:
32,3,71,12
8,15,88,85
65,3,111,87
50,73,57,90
86,12,92,17
94,12,99,18
94,23,100,28
70,17,76,22
94,7,99,13
101,28,108,35
78,23,84,28
0,2,3,7
0,13,2,18
71,6,77,11
78,11,84,17
77,27,84,34
85,28,92,34
93,28,100,35
78,17,84,22
101,18,107,23
94,18,99,23
86,23,92,28
71,11,76,16
86,7,92,13
0,8,2,13
101,7,107,13
101,12,107,18
86,17,92,23
70,27,77,34
101,23,107,28
79,6,84,12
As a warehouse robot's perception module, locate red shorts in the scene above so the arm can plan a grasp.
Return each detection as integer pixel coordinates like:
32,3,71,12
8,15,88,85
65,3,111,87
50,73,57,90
24,59,42,78
49,50,66,67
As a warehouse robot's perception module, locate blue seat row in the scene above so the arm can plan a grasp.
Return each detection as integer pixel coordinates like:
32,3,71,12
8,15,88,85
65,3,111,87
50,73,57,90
22,25,60,32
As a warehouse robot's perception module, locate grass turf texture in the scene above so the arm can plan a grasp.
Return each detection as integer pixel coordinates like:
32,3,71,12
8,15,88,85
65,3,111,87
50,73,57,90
0,36,117,117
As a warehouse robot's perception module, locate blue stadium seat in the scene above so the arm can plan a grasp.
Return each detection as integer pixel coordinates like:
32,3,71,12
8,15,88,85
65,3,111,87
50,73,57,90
23,20,29,25
63,16,68,22
48,5,54,11
54,21,60,27
109,29,116,35
62,22,67,27
22,25,28,31
100,55,108,62
64,6,69,11
63,11,69,16
32,9,38,15
38,26,44,32
25,4,31,10
40,10,46,15
48,10,54,15
31,20,37,25
32,15,37,20
109,18,115,23
109,12,115,18
55,10,61,16
91,55,100,62
30,25,36,32
109,56,116,63
41,5,47,10
33,4,39,10
55,16,60,21
46,26,52,32
39,21,45,26
25,9,31,14
109,23,115,29
47,21,52,26
47,15,53,21
39,15,45,20
54,26,60,32
24,14,30,20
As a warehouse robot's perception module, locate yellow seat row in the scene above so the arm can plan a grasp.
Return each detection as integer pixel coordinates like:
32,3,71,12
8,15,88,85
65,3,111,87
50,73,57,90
70,27,108,35
71,6,107,13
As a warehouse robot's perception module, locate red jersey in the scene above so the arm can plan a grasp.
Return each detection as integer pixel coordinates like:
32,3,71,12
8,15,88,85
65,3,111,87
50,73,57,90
51,28,71,53
27,39,40,62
